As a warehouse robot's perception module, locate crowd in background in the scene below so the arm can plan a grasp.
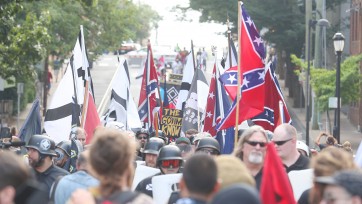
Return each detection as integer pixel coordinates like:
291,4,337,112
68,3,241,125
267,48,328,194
0,122,361,204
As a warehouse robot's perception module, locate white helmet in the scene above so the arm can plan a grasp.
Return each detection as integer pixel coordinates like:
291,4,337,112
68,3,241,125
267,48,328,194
297,140,309,157
105,121,126,131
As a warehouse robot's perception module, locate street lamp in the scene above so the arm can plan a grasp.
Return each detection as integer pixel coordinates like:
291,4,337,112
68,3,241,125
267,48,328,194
305,18,329,146
332,32,345,144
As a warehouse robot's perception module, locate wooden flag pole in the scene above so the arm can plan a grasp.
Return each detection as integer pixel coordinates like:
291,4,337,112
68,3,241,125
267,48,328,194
234,1,242,148
154,112,159,137
279,100,284,124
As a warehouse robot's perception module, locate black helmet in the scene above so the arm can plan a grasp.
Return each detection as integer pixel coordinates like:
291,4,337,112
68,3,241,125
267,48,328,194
26,135,57,157
157,145,182,166
136,128,149,138
196,137,221,155
143,137,165,155
151,130,167,144
56,140,71,157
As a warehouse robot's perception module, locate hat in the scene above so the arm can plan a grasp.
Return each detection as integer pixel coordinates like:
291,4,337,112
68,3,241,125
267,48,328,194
175,137,191,145
210,184,261,204
215,155,255,189
192,132,211,144
296,140,309,157
315,170,362,198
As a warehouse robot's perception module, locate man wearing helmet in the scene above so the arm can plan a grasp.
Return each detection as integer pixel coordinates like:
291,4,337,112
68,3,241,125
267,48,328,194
135,128,149,157
26,134,68,194
143,137,165,168
54,140,71,170
135,145,183,197
195,137,221,157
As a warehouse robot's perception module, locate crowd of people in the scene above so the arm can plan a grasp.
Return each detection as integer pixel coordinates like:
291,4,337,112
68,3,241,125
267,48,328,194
0,122,361,204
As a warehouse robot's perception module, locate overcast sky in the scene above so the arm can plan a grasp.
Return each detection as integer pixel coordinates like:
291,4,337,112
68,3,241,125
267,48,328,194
138,0,228,51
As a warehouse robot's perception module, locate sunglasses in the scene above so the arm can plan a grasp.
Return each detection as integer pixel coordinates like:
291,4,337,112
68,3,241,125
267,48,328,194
273,138,293,146
161,160,180,168
198,148,219,155
245,141,267,147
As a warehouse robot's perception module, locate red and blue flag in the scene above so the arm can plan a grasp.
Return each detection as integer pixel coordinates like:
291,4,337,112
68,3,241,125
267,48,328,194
138,42,161,129
217,2,266,130
204,63,235,154
252,57,292,131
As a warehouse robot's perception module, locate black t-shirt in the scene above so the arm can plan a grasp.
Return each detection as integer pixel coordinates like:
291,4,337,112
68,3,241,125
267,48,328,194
135,173,162,198
285,154,310,173
34,164,69,194
298,188,310,204
254,169,263,191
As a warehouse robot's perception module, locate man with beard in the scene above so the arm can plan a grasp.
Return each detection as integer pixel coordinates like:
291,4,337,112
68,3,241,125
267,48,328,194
26,134,69,195
135,128,149,157
273,124,309,173
233,125,268,190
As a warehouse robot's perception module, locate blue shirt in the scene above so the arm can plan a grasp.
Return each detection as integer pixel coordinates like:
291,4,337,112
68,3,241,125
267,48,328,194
54,170,99,204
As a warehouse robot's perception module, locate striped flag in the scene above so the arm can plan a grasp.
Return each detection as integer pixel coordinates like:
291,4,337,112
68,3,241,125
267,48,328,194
176,45,194,110
138,42,161,130
102,59,141,129
217,2,266,130
203,63,235,154
252,57,292,132
44,26,99,143
181,68,209,134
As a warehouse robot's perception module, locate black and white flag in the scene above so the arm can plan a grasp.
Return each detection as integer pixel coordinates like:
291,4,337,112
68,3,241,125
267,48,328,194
181,68,209,133
102,59,141,129
44,27,89,143
175,48,194,110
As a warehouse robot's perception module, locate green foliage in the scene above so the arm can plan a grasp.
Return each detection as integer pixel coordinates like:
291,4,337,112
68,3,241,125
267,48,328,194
0,2,50,81
291,54,362,111
0,0,160,113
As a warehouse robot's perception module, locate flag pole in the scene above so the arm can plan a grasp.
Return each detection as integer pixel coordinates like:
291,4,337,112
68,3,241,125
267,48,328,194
234,1,242,148
146,40,151,129
279,100,284,124
80,25,89,128
190,40,200,131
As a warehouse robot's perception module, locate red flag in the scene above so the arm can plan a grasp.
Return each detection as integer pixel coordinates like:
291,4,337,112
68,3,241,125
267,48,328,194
138,42,161,130
252,58,292,132
260,143,296,204
203,64,218,136
83,91,100,144
217,2,266,130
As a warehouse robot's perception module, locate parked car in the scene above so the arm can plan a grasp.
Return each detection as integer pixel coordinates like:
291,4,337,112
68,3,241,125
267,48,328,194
126,45,177,68
113,41,141,55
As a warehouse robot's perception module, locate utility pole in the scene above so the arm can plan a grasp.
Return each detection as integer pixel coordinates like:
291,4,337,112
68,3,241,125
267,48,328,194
305,0,312,146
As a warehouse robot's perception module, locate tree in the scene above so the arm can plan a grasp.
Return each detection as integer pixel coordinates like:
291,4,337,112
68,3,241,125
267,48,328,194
0,2,50,81
291,54,362,111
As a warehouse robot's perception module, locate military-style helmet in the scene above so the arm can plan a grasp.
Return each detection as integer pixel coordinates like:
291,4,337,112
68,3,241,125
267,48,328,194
26,135,57,157
196,137,221,155
157,145,183,166
143,137,165,155
136,128,149,138
56,140,71,157
150,130,167,144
